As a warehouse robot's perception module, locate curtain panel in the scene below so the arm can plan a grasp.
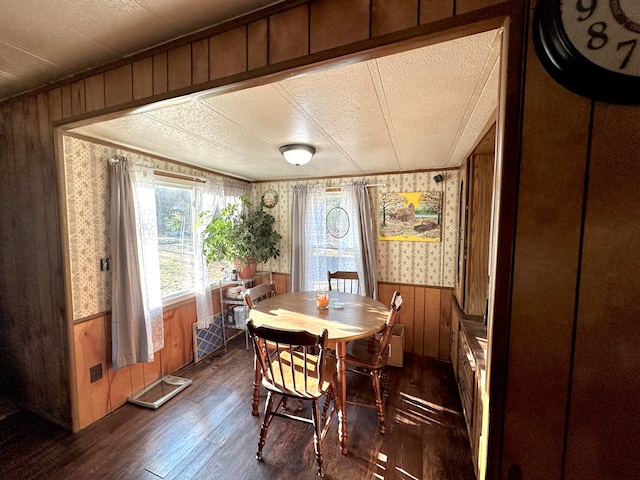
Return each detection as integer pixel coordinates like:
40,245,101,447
108,155,163,370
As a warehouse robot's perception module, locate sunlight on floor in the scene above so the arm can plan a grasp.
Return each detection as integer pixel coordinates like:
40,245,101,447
395,466,420,479
393,391,461,426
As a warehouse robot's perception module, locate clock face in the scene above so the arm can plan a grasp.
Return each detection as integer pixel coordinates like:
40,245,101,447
534,0,640,104
561,0,640,76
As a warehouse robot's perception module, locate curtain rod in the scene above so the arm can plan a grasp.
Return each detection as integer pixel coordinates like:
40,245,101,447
284,183,386,191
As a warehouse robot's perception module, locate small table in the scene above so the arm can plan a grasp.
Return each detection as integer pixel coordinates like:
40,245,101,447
249,290,388,454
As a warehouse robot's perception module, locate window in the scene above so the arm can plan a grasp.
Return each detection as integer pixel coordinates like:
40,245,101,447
305,190,361,291
154,177,229,301
154,179,196,299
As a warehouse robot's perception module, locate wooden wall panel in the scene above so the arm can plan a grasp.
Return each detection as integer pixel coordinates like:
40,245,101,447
372,0,418,37
269,6,309,64
132,58,154,100
71,80,86,116
424,287,441,358
272,272,290,295
74,317,109,429
439,289,452,360
129,362,145,397
564,105,640,479
61,84,72,118
153,52,168,95
420,0,454,23
501,11,592,477
168,44,192,91
398,285,415,353
108,364,132,411
456,0,507,14
143,352,163,386
310,0,370,53
84,74,105,113
247,19,268,70
47,87,63,122
413,287,426,355
104,64,133,108
10,100,39,408
161,312,173,376
163,302,195,374
209,27,247,80
192,38,210,85
465,153,494,316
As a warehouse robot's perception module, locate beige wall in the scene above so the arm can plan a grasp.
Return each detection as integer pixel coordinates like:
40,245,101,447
63,135,458,320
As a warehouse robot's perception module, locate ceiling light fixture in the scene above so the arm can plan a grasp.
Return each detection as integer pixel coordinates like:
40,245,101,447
279,144,316,166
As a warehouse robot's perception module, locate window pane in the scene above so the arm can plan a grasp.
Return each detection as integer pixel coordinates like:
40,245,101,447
155,183,194,298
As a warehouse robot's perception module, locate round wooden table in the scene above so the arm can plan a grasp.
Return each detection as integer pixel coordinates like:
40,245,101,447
249,290,389,454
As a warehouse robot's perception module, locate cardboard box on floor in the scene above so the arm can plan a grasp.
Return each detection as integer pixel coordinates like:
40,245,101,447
376,323,405,367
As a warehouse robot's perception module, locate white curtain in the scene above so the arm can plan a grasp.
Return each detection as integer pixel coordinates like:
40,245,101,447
109,155,163,370
290,183,378,297
193,174,225,328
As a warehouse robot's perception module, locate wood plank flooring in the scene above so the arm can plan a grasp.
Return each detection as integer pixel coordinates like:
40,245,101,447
0,335,475,479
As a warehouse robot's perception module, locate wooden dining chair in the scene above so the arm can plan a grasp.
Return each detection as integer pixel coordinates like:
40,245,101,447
344,291,402,434
244,282,277,416
327,270,360,294
247,320,338,478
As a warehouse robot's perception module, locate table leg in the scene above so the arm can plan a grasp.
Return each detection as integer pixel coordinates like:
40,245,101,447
336,341,348,454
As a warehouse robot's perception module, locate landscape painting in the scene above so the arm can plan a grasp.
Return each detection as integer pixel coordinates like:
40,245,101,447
379,191,442,242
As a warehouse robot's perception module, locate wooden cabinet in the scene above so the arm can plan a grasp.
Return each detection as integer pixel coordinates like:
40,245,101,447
456,125,495,318
451,295,486,478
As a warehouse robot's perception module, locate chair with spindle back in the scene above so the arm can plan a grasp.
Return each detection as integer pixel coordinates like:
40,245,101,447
344,291,402,434
247,320,337,478
327,270,360,294
244,282,277,416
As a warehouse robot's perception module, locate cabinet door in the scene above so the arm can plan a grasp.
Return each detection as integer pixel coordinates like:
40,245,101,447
465,153,494,316
455,157,469,308
451,296,462,379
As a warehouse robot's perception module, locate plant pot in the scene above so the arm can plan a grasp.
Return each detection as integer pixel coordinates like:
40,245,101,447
234,258,258,279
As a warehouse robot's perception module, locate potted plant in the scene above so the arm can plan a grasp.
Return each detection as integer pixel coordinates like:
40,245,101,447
199,195,282,279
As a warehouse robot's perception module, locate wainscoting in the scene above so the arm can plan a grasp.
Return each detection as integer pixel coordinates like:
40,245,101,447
73,274,453,429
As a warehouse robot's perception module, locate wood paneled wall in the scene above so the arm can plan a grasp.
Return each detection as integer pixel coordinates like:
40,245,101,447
74,276,453,428
74,301,196,429
0,0,508,431
4,0,638,478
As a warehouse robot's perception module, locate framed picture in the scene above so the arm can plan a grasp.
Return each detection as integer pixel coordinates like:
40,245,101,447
261,189,278,208
379,191,442,242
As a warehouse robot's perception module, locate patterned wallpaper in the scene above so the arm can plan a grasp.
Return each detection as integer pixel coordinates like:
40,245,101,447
253,171,459,288
63,135,458,320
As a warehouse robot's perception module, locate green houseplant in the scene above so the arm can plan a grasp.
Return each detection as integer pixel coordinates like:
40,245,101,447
199,195,282,279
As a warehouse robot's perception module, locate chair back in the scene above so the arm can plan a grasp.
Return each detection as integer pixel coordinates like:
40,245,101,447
247,320,332,398
327,270,360,294
244,282,276,309
374,291,403,365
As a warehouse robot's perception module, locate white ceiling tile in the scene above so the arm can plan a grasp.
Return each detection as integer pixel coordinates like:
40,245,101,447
69,28,502,181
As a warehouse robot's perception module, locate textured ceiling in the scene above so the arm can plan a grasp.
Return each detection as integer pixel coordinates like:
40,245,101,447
0,0,284,100
70,28,502,181
0,0,501,181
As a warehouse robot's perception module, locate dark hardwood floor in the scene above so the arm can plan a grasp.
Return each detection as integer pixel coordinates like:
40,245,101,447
0,334,475,479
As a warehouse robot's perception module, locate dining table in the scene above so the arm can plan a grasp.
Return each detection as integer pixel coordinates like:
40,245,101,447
249,290,389,454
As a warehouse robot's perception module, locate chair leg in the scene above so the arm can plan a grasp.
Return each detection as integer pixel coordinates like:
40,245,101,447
257,392,275,461
252,356,261,416
381,370,389,398
321,386,333,424
311,399,325,477
371,371,386,434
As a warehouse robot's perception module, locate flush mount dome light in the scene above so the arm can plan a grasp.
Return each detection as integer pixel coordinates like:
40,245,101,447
279,144,316,166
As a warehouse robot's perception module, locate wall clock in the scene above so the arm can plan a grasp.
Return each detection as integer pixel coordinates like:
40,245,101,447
261,189,278,208
533,0,640,104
